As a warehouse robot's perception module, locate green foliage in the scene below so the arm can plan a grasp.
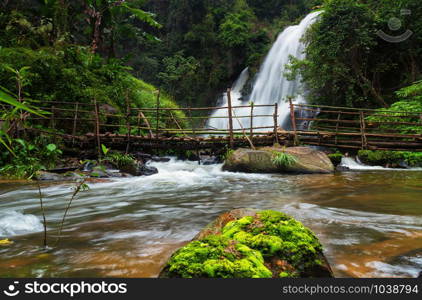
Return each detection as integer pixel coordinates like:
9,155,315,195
157,51,200,102
271,151,297,168
223,148,235,161
0,46,185,132
397,80,422,102
101,144,110,156
218,3,254,48
104,152,135,170
288,0,422,108
0,138,62,179
164,210,324,278
366,81,422,134
358,150,422,167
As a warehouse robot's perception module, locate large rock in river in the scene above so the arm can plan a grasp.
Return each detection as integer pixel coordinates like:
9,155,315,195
223,146,334,174
160,209,333,278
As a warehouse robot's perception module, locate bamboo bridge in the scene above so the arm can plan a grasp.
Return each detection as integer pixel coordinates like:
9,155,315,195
25,91,422,155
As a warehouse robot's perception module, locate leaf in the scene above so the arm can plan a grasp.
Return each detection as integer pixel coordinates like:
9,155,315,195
101,144,109,155
121,4,162,29
0,239,13,246
0,89,47,117
0,135,14,155
46,143,57,152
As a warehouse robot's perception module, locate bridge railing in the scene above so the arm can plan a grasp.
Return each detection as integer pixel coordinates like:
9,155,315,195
25,90,280,152
11,91,422,152
291,103,422,151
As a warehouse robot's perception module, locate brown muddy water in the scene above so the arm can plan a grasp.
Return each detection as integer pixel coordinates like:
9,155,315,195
0,158,421,278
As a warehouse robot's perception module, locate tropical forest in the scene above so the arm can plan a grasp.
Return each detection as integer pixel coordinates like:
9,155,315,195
0,0,421,280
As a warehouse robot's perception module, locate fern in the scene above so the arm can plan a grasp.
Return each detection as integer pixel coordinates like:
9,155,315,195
271,151,297,168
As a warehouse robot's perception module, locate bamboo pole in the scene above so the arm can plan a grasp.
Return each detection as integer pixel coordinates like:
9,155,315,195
139,111,153,138
250,102,254,141
72,102,79,146
93,98,101,158
170,111,189,138
227,88,234,149
289,98,298,146
155,90,161,153
360,111,368,150
187,106,201,164
125,93,132,154
335,113,341,146
273,103,279,145
231,105,256,150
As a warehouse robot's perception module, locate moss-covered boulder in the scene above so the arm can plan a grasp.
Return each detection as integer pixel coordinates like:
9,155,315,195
358,150,422,168
328,153,344,167
160,209,333,278
223,147,334,174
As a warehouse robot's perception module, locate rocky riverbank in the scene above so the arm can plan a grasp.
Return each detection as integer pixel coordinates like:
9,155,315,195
34,152,166,181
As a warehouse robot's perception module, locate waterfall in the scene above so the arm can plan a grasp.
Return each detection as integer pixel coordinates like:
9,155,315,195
208,11,321,132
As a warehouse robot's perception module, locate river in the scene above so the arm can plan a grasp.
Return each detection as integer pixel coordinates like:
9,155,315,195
0,159,421,278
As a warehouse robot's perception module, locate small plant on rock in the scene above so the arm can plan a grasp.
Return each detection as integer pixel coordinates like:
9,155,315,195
271,150,297,168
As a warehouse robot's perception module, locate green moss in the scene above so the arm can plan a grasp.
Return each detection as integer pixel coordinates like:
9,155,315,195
279,271,299,278
166,235,272,278
358,150,422,167
164,210,325,278
328,153,343,166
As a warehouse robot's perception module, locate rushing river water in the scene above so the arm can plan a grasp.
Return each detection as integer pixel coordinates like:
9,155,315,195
0,159,421,278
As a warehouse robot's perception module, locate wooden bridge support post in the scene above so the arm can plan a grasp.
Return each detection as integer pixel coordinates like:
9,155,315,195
250,102,254,142
289,98,298,146
227,88,234,149
273,103,279,145
72,102,79,146
155,90,161,154
360,111,368,150
51,105,57,144
187,107,201,165
125,93,132,154
93,98,101,158
335,112,341,146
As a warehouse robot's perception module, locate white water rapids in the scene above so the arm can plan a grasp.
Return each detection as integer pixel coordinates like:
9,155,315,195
0,159,421,278
208,11,321,131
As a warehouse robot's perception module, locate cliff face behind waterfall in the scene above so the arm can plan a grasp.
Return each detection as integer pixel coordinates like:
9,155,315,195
208,11,321,132
136,1,320,107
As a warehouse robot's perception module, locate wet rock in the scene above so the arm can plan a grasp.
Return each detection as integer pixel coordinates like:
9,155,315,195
151,156,171,163
201,156,221,165
160,209,333,278
90,168,110,178
336,165,351,172
132,152,152,163
119,161,158,177
223,147,334,174
138,164,158,176
46,167,79,174
35,171,66,181
82,161,95,172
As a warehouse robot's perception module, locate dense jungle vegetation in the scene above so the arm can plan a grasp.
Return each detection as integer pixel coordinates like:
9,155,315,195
0,0,421,178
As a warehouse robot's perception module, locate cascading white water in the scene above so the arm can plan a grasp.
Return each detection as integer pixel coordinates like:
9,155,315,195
208,11,321,131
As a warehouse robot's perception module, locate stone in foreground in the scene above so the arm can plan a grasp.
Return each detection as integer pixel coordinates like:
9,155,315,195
160,209,333,278
223,146,334,174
